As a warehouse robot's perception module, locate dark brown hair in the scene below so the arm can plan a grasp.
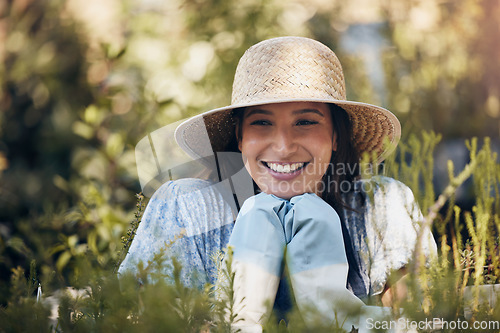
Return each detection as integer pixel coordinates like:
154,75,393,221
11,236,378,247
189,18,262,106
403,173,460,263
321,104,360,212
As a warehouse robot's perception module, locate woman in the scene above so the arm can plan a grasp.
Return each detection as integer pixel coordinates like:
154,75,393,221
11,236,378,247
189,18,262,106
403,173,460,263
119,37,437,330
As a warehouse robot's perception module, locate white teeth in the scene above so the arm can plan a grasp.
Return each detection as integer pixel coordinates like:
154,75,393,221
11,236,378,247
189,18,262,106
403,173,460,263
266,162,305,173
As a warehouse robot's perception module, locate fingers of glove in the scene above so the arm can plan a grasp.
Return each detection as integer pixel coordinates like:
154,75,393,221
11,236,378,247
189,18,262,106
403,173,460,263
228,193,289,275
286,194,347,273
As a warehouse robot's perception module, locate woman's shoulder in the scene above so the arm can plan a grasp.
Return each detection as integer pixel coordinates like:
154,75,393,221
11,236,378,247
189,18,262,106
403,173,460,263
153,178,215,197
150,178,225,205
356,176,415,200
353,176,421,227
357,175,409,189
150,178,238,218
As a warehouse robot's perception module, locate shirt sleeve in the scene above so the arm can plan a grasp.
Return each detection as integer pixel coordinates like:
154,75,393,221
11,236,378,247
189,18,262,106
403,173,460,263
365,176,437,295
117,178,235,289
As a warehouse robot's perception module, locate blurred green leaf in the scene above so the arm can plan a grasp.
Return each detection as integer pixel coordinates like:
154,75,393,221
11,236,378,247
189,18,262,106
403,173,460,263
56,251,72,272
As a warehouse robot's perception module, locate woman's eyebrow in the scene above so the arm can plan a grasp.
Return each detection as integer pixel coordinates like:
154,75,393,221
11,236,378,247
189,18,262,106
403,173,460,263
245,108,325,118
292,109,325,117
244,109,272,117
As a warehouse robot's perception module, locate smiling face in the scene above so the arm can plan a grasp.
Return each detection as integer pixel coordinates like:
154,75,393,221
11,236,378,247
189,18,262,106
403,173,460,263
238,102,336,199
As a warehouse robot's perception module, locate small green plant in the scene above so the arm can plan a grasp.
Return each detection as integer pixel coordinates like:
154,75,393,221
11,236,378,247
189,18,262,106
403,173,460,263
115,193,147,273
0,263,52,332
388,136,500,331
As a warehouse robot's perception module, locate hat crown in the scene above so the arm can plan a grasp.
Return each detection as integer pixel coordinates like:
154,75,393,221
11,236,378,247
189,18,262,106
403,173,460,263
232,37,346,105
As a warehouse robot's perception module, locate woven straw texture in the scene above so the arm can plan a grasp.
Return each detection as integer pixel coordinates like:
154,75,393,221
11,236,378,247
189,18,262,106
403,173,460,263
175,36,401,164
232,37,346,104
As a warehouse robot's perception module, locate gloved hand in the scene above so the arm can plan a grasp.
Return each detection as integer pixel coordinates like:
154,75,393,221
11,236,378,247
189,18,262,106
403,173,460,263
217,192,290,332
286,193,364,330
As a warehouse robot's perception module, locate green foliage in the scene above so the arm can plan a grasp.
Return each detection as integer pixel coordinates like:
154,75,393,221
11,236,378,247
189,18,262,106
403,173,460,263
0,263,52,332
384,131,442,214
384,136,500,331
381,0,500,137
1,0,500,331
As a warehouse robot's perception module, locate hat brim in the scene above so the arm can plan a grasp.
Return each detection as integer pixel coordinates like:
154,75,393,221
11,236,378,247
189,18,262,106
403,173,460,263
175,98,401,165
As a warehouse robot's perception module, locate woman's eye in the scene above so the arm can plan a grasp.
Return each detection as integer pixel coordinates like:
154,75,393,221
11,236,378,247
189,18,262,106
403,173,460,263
250,120,272,126
296,120,318,126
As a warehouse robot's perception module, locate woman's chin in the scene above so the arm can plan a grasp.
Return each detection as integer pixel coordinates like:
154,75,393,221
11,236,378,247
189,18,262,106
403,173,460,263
263,189,310,200
257,180,319,199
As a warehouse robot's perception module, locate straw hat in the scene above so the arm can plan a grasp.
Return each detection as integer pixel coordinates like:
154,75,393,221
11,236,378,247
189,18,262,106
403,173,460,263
175,36,401,164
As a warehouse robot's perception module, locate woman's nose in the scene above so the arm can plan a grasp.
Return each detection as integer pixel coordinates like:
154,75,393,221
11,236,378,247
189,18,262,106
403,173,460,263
271,127,298,156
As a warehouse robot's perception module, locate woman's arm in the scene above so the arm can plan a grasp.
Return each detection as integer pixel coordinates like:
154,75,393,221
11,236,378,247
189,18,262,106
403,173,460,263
380,267,408,307
118,178,235,288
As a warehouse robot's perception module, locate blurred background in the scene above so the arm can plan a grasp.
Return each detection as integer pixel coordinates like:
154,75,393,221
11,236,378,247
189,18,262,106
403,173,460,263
0,0,499,302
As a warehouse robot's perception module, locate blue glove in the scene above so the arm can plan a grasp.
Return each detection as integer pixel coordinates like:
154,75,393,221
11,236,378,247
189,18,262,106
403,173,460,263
286,193,364,329
218,192,364,331
218,193,289,332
